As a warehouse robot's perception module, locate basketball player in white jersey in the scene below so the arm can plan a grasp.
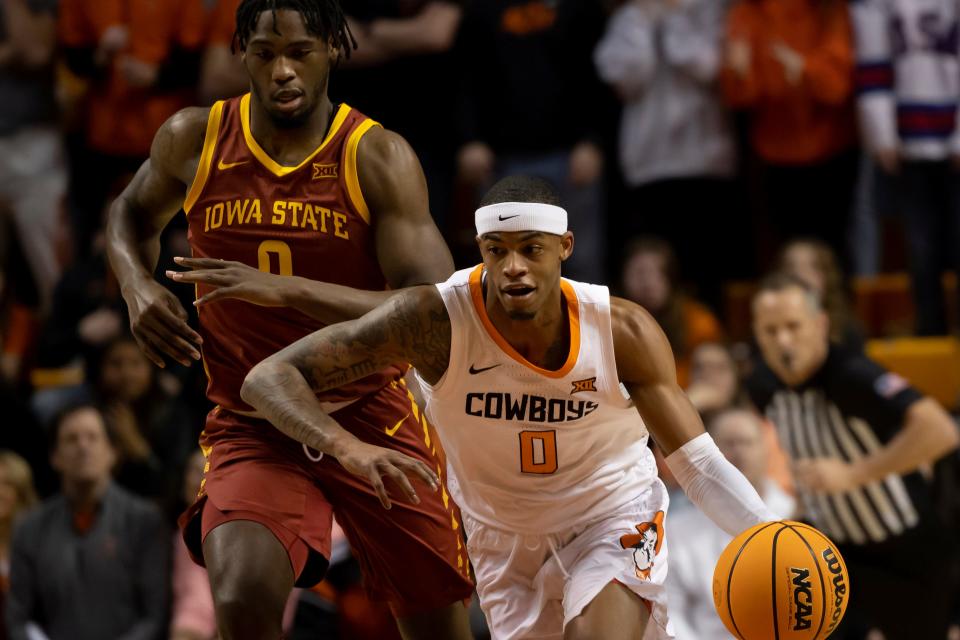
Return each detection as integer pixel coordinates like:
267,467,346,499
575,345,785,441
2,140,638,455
236,176,777,639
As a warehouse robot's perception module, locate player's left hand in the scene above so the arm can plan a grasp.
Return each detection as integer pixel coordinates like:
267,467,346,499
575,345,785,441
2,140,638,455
793,457,863,494
166,257,289,307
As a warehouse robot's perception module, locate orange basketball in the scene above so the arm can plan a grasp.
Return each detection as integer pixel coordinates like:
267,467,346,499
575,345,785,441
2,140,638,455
712,521,850,640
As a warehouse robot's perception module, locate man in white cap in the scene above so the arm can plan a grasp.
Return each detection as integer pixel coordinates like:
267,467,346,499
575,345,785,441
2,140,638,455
181,175,777,639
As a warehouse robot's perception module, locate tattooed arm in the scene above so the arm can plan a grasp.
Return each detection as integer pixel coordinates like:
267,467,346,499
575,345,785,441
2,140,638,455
240,285,451,509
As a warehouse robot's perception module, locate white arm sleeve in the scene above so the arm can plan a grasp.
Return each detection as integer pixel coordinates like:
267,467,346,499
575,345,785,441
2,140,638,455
665,433,778,537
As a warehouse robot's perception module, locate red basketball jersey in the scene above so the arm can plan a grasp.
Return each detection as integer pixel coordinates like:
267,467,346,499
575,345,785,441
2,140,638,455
184,93,403,411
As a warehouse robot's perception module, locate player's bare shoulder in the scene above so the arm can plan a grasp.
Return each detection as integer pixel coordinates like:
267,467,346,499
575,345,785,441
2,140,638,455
113,106,213,224
609,296,677,386
152,106,213,185
609,296,665,349
357,126,419,173
356,126,426,209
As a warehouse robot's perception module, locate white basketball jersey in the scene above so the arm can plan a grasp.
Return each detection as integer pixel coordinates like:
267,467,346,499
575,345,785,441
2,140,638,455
416,266,659,534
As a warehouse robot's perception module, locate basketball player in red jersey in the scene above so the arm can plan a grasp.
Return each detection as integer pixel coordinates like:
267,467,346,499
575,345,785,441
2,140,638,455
105,2,474,639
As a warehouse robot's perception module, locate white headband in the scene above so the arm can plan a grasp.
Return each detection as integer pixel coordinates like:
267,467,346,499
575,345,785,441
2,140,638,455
475,202,568,236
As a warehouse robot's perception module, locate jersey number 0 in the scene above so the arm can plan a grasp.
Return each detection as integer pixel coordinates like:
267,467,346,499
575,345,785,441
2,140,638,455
519,430,558,474
258,240,293,276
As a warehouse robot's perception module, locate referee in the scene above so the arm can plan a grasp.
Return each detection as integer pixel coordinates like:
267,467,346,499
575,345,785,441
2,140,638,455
747,272,960,640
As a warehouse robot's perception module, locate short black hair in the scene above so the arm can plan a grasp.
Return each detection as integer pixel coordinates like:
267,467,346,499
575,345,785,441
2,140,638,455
479,175,561,208
234,0,356,57
48,402,115,453
754,270,823,309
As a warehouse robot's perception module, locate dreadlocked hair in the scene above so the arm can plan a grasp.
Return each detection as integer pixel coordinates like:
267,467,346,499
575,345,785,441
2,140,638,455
233,0,356,58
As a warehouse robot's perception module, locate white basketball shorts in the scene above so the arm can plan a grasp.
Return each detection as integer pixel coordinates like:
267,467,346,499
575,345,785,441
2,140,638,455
464,479,676,640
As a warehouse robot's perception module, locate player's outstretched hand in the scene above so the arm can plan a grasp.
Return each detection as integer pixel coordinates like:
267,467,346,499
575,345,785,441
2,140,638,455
166,257,287,307
127,279,202,368
337,440,439,510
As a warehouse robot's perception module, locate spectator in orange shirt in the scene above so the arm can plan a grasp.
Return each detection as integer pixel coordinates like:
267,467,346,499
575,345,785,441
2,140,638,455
59,0,207,256
721,0,857,263
620,236,723,388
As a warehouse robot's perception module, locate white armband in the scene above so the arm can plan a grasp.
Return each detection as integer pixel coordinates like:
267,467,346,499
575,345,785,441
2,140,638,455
665,433,778,537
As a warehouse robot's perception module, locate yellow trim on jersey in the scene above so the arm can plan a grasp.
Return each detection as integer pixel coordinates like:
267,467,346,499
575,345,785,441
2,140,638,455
343,118,381,225
184,101,225,214
399,381,464,564
198,430,213,497
239,93,351,177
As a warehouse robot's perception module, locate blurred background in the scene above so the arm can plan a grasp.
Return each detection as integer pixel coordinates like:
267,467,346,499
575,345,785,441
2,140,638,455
0,0,959,638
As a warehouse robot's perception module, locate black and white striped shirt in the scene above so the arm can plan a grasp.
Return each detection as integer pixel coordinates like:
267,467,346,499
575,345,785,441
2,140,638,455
748,346,934,547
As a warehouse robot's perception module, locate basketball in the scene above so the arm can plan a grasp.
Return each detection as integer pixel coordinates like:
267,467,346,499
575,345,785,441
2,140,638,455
712,521,850,639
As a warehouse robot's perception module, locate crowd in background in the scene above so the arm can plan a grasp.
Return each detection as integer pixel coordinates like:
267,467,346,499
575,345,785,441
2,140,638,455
0,0,959,638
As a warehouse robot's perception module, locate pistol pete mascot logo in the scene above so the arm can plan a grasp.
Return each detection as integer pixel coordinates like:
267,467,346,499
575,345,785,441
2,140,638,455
620,511,665,579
